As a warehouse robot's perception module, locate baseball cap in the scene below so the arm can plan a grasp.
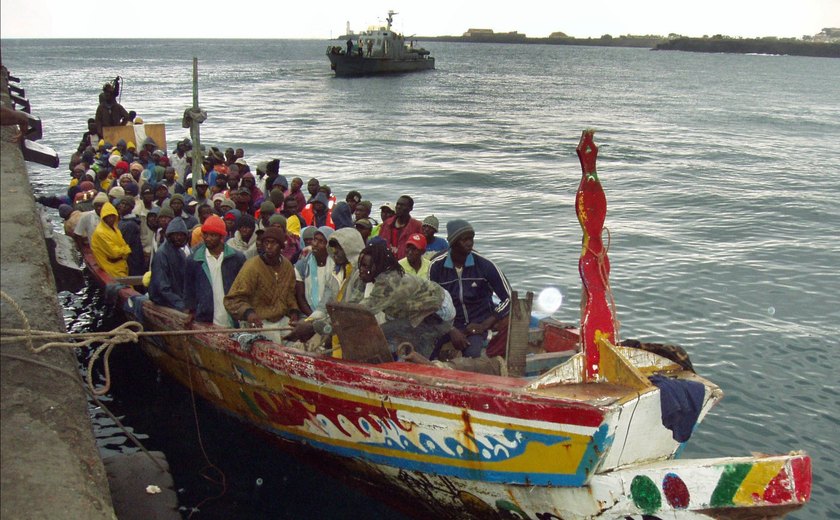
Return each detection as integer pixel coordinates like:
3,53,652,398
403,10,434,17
406,233,427,251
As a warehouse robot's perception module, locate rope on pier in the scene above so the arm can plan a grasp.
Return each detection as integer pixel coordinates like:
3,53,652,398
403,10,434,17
0,290,290,396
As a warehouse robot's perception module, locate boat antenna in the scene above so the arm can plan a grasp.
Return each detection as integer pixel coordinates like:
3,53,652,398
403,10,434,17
386,10,397,31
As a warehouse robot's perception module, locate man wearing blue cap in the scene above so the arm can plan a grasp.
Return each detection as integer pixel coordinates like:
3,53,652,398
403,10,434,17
429,219,511,358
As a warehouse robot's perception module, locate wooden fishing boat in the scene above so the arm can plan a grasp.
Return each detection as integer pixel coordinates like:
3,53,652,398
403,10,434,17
327,11,435,77
79,131,811,519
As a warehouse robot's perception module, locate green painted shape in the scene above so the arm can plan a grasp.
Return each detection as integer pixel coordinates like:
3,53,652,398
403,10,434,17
710,463,753,507
495,499,528,518
240,389,267,419
630,474,662,514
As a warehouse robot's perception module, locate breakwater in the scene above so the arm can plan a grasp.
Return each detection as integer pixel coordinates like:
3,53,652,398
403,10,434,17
0,67,117,519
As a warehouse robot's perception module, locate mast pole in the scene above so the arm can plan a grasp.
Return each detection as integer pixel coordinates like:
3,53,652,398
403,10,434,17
190,57,202,194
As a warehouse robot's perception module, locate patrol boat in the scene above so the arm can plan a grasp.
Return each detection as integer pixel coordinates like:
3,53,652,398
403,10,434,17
327,11,435,77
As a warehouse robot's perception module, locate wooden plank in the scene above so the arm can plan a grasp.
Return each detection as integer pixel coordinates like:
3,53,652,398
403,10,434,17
506,291,532,377
102,123,166,151
327,302,393,364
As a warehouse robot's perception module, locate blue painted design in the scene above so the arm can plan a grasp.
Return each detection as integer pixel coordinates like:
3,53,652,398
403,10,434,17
234,364,257,382
251,421,608,486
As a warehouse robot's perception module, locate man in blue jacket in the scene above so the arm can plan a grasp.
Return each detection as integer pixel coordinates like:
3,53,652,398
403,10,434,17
429,219,511,358
183,215,247,327
148,217,189,311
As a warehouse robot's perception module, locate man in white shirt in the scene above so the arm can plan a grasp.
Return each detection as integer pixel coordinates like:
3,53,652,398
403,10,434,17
183,215,246,326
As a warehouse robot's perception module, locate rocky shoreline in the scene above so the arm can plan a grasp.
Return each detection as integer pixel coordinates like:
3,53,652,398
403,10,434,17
415,35,840,58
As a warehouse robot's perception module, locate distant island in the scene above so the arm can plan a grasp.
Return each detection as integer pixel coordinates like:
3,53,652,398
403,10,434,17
405,27,840,58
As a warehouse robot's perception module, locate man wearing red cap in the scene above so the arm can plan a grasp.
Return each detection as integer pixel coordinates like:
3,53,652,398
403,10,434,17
398,233,431,278
184,215,247,327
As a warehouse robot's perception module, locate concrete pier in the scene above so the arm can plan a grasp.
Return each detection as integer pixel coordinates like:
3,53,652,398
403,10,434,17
1,70,117,519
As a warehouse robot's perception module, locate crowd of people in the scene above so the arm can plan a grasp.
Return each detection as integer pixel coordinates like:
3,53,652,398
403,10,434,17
52,93,514,373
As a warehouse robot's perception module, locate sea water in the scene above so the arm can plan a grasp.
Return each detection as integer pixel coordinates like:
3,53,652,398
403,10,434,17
2,38,838,519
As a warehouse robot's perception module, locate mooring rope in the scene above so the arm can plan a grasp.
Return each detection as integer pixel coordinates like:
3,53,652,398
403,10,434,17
0,289,291,396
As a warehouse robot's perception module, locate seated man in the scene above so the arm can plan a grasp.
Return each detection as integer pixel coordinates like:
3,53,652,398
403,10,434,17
398,233,430,278
224,227,301,342
421,215,448,258
429,219,511,359
184,215,247,327
356,242,454,358
73,191,109,247
115,196,146,276
287,228,366,357
148,218,190,311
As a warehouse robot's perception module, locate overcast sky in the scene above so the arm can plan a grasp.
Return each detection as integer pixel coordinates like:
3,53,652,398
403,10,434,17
1,0,837,39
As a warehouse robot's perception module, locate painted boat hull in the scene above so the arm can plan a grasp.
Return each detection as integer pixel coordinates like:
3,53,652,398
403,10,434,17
85,247,811,518
327,53,435,77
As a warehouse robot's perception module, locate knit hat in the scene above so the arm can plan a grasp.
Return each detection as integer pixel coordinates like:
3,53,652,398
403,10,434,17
129,161,143,172
301,226,317,241
58,204,74,219
115,160,129,171
406,233,427,251
201,215,226,236
268,214,287,228
224,209,241,221
108,186,125,200
93,192,109,205
220,198,235,210
261,226,285,244
158,206,175,218
259,201,276,215
170,193,184,202
354,218,372,229
108,154,121,167
422,215,439,232
446,219,474,245
120,195,136,207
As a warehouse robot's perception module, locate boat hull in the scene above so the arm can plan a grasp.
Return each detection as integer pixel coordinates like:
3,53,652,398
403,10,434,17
81,245,811,519
328,54,435,77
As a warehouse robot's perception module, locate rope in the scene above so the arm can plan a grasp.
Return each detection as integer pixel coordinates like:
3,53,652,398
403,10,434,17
1,289,291,396
583,226,621,344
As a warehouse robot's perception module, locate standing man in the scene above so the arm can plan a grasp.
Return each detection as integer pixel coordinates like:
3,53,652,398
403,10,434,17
224,227,301,342
184,215,247,327
301,192,334,228
429,220,511,359
378,195,423,260
289,177,307,212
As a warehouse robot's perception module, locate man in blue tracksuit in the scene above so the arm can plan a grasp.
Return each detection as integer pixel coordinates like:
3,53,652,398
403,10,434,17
183,215,246,326
429,219,511,358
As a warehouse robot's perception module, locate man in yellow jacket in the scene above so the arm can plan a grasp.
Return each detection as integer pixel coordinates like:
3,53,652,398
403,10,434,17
91,201,132,278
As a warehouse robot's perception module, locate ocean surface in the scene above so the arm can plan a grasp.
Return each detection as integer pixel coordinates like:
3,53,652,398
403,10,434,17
1,38,838,519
